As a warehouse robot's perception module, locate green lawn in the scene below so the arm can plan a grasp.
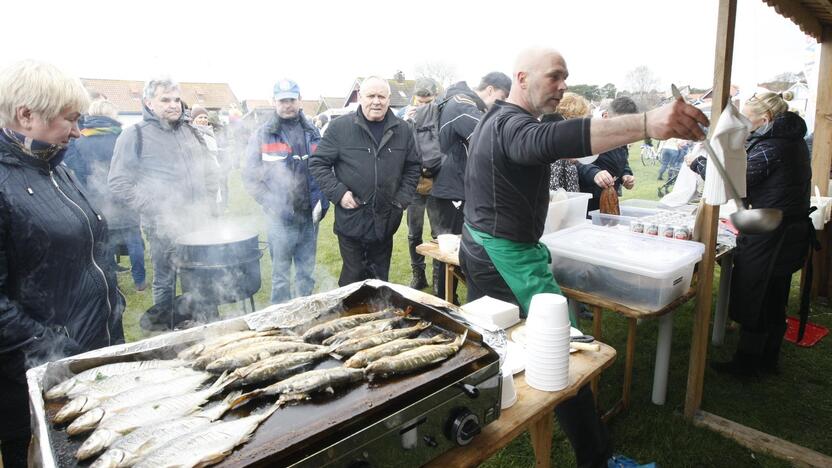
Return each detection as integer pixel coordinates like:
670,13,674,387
116,144,832,467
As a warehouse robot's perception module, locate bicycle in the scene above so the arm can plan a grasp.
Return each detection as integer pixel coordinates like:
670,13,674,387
640,141,660,166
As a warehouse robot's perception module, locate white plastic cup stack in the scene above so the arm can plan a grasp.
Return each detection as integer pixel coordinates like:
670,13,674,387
524,293,571,391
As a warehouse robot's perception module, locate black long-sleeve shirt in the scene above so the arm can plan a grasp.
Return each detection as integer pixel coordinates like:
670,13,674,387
463,101,592,243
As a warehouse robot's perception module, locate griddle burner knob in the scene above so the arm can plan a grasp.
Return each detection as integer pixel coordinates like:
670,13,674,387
449,409,481,446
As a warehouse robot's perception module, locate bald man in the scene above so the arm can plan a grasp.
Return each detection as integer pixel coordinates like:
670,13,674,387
310,76,421,285
460,47,709,467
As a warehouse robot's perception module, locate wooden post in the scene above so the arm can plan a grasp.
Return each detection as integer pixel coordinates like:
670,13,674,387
684,0,737,420
809,27,832,299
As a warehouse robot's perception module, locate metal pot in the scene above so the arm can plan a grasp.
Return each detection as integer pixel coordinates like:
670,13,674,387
175,228,266,304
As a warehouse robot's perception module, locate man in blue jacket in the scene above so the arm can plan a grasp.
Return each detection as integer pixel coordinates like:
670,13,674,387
243,79,328,303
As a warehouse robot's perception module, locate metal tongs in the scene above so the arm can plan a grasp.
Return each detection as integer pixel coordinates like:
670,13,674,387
671,84,783,234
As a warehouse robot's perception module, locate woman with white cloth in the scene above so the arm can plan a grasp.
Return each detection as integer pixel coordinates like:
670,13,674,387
686,91,813,377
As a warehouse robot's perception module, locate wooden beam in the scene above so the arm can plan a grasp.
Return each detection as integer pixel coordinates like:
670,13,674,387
764,0,824,41
693,410,832,467
812,26,832,196
684,0,737,420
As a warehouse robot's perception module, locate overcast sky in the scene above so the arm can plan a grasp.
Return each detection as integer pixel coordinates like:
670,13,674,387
4,0,816,101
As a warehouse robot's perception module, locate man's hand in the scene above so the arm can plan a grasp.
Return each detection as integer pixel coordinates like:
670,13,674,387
403,106,417,121
594,170,615,189
646,99,709,141
340,191,359,209
622,175,635,190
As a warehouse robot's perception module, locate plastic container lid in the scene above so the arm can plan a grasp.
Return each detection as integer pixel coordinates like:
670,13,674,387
541,224,705,279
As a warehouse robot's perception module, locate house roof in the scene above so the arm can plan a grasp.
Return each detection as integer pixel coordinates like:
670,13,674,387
242,99,272,113
80,78,240,113
302,99,319,116
320,96,346,110
345,77,418,108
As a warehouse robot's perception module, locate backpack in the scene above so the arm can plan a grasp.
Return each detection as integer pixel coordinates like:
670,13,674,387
410,98,450,178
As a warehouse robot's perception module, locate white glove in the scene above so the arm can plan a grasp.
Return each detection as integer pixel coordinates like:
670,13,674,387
312,200,323,224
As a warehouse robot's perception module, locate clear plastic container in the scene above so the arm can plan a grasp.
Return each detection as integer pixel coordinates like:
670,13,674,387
544,192,592,234
541,224,705,311
588,206,659,228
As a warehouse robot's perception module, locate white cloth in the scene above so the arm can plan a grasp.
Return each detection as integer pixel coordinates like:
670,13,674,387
702,102,752,206
660,159,699,207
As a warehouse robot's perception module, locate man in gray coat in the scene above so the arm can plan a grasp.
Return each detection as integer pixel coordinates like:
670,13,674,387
109,78,218,313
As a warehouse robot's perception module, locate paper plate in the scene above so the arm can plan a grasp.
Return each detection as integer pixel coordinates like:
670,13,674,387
503,340,527,374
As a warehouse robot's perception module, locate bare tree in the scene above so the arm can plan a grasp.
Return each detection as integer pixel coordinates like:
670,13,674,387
625,65,662,110
413,61,458,89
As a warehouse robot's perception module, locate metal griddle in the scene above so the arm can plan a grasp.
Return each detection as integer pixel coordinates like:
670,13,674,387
44,284,500,467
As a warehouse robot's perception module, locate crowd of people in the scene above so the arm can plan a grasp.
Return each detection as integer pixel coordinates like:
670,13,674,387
0,45,814,467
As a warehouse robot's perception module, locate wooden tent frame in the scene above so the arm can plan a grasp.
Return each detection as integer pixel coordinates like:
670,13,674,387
684,1,832,465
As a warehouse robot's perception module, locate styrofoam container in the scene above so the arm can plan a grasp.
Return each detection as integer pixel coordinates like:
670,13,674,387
541,224,705,311
810,196,832,229
544,192,592,234
526,372,569,392
437,234,460,254
460,296,520,330
501,368,517,409
528,293,570,328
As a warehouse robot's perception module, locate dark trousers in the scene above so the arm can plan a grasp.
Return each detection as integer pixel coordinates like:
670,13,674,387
407,193,440,270
109,226,146,286
337,235,394,286
738,273,791,363
460,230,611,467
0,352,32,468
431,198,464,302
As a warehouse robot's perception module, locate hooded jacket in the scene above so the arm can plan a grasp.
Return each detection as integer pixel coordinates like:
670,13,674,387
64,115,137,230
309,107,420,241
108,105,219,239
432,81,488,201
0,135,125,360
242,111,329,223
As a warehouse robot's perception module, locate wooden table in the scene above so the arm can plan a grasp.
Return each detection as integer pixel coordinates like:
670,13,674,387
416,241,464,304
426,341,617,468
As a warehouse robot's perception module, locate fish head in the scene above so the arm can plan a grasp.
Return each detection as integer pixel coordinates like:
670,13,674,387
67,407,106,436
75,428,120,461
54,396,95,423
45,379,76,400
87,448,128,468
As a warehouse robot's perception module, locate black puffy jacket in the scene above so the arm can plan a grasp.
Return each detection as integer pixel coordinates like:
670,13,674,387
309,107,420,241
0,136,124,365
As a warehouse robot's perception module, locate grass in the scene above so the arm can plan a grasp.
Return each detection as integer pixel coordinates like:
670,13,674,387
115,145,832,467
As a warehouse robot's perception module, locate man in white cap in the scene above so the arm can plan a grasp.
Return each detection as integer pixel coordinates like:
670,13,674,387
242,79,328,303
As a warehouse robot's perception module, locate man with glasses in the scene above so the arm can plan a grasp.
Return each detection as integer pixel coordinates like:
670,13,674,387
110,77,219,316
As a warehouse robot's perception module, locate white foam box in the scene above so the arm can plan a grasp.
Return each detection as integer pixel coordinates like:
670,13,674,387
459,296,520,330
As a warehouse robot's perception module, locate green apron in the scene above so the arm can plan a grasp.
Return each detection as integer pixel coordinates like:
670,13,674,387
465,224,576,325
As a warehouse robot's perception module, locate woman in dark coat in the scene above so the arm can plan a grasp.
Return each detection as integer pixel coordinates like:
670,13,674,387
0,61,125,467
687,91,812,376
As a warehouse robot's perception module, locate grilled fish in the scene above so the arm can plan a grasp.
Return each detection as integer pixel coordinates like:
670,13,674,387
241,367,365,404
81,391,241,464
132,405,279,468
45,360,186,400
205,342,326,374
68,372,233,438
64,366,206,401
320,317,407,347
364,331,467,381
301,306,410,343
57,372,213,425
191,336,305,370
344,335,452,368
329,321,431,358
177,329,293,360
230,350,330,388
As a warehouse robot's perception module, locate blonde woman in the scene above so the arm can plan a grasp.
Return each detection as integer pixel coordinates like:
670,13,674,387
546,92,591,191
0,61,125,467
688,91,812,377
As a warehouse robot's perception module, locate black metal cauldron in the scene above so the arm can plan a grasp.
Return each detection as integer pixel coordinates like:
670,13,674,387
175,228,266,306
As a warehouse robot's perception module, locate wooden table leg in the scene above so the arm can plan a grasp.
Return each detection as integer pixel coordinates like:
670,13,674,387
445,264,455,304
591,306,603,405
623,318,637,410
529,412,554,468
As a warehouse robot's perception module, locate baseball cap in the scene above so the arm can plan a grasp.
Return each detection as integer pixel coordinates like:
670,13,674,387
273,79,300,100
414,78,438,97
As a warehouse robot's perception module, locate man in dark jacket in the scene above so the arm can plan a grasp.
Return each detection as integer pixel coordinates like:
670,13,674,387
461,47,708,468
578,97,639,213
65,100,146,290
109,78,219,313
309,76,420,286
243,79,329,304
430,72,511,302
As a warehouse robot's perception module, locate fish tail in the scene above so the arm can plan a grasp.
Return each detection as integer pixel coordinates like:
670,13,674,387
209,371,238,393
455,330,468,347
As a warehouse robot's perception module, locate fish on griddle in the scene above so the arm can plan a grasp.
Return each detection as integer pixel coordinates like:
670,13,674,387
131,405,279,468
64,366,206,401
320,316,412,347
177,329,294,360
364,331,467,381
205,341,326,374
80,391,241,464
190,334,304,370
329,321,432,358
230,350,331,388
239,367,365,405
55,371,212,424
344,335,453,368
301,306,411,343
45,359,186,400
